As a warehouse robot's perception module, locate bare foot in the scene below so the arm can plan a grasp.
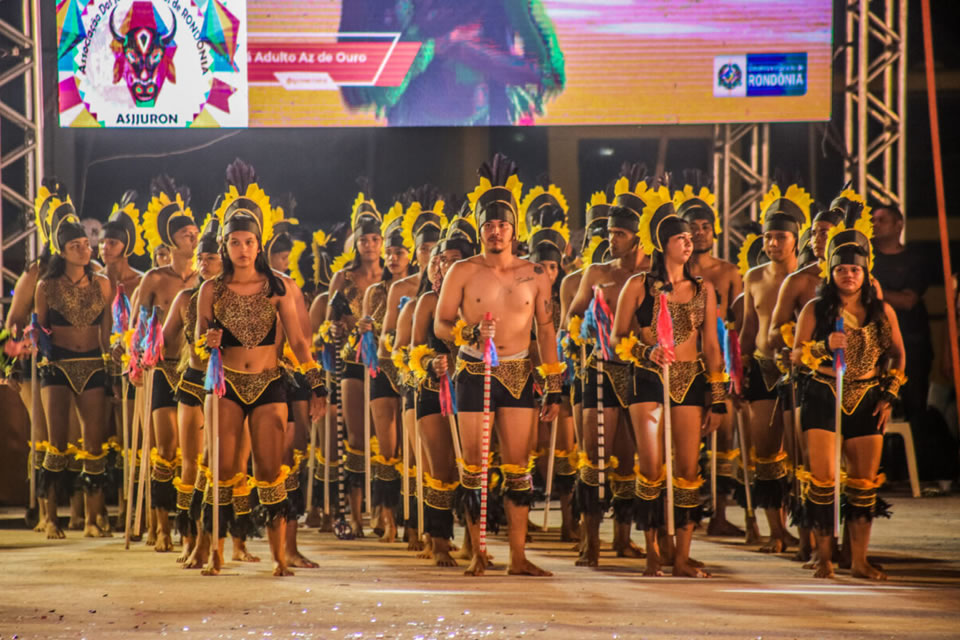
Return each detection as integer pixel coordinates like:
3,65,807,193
813,559,835,579
304,509,323,528
177,538,196,563
45,522,65,540
685,556,705,568
96,513,113,534
508,558,552,576
464,551,491,576
851,561,887,581
434,550,458,567
454,545,472,560
286,552,318,568
83,523,112,538
378,524,397,544
707,518,745,537
407,537,425,552
643,551,664,577
154,530,174,552
759,533,793,554
232,542,261,563
273,562,295,577
793,545,813,562
33,519,46,533
673,560,711,578
318,513,334,533
68,518,83,531
350,518,365,539
615,541,646,559
201,550,222,576
417,547,434,560
575,538,599,567
145,530,157,546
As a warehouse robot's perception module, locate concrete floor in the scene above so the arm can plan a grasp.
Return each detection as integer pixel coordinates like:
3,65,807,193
1,491,958,640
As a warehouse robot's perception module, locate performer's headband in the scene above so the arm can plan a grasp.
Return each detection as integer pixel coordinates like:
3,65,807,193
613,193,644,219
655,216,689,253
476,187,518,230
678,199,716,228
607,205,640,234
763,212,800,236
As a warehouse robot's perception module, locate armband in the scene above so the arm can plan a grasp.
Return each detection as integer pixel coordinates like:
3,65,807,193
880,368,907,400
301,361,326,396
706,371,730,406
780,322,797,349
194,333,211,358
536,361,566,393
615,332,653,366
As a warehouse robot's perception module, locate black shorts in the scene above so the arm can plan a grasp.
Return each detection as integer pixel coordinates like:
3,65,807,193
371,368,400,400
631,366,706,407
454,354,535,413
341,361,364,381
403,388,416,413
744,358,779,402
801,376,883,440
416,385,442,419
222,374,288,417
152,366,179,411
573,377,583,406
40,346,105,393
177,367,205,407
581,361,633,410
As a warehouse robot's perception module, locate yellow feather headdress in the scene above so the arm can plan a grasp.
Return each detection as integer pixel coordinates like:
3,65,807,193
351,191,381,233
582,234,609,267
529,220,570,264
468,153,525,242
288,239,308,288
520,183,568,242
144,191,194,255
107,191,146,257
312,229,332,288
674,184,721,236
402,199,448,254
819,207,875,281
759,184,813,236
637,185,675,254
737,233,767,277
212,183,276,246
34,182,72,248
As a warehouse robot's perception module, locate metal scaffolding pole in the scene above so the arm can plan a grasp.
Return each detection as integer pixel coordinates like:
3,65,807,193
0,0,43,314
712,123,770,262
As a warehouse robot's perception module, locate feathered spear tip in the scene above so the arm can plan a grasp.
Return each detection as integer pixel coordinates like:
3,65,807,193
482,311,499,367
150,173,190,207
557,330,576,386
478,153,518,187
656,294,675,363
584,287,614,360
439,372,457,417
139,307,165,367
360,330,379,378
728,330,743,396
205,347,226,397
27,312,52,360
834,317,846,375
225,158,258,194
111,283,131,337
717,317,730,376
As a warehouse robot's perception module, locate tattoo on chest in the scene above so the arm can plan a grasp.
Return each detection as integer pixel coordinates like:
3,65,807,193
516,276,534,284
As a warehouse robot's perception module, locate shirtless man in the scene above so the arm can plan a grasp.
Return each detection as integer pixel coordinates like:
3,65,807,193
677,187,744,538
435,155,561,577
98,192,145,529
739,185,811,553
566,182,650,567
133,178,199,552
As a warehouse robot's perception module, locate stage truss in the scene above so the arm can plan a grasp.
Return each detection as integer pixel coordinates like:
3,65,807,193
0,0,42,313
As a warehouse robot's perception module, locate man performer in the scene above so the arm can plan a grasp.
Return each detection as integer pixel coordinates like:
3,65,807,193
435,153,561,577
739,183,811,553
133,175,199,552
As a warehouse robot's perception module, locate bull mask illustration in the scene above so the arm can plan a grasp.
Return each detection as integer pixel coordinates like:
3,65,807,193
110,2,177,107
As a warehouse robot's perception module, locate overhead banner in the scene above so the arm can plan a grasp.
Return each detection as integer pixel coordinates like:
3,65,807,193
57,1,832,128
57,0,248,128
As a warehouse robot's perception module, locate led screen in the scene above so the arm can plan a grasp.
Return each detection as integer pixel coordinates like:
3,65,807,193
57,0,832,128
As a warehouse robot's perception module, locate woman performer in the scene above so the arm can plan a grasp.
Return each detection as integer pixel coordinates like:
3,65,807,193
162,215,221,565
196,160,325,577
7,180,66,531
327,189,384,537
793,207,904,581
410,215,478,565
613,186,726,578
527,213,578,538
35,190,114,539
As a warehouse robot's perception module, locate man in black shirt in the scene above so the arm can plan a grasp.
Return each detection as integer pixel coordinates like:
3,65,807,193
872,206,936,464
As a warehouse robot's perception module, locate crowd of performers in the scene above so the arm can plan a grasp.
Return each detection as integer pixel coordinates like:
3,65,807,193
1,153,905,581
